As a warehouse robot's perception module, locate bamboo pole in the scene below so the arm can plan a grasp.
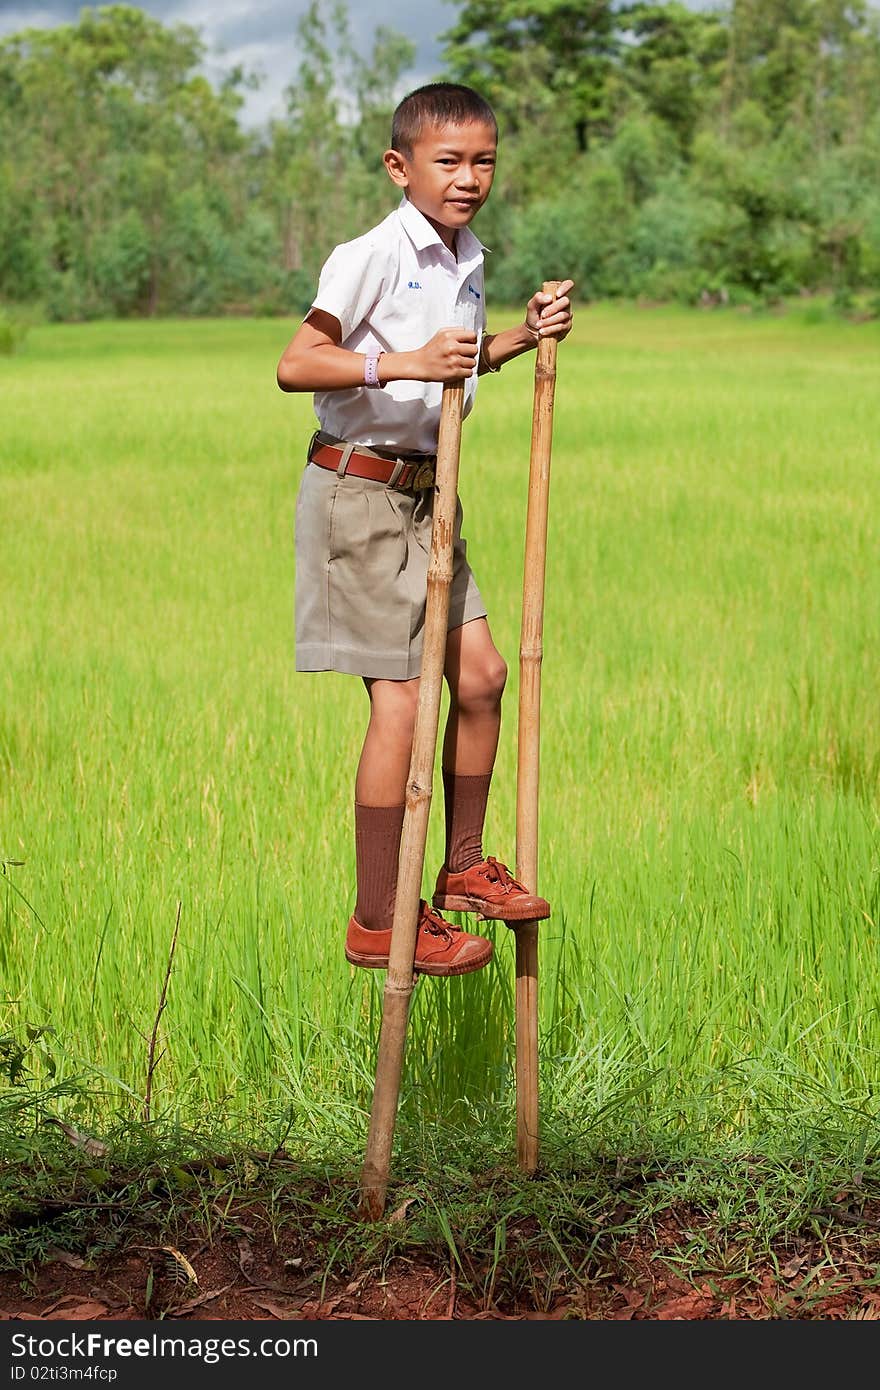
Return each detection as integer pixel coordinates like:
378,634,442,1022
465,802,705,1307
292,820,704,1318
514,282,560,1174
359,379,466,1222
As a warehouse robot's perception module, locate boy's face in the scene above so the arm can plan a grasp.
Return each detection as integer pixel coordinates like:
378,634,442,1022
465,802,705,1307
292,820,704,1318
383,121,497,249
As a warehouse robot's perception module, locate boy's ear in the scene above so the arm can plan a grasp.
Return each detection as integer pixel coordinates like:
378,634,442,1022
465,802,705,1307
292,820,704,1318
383,148,409,189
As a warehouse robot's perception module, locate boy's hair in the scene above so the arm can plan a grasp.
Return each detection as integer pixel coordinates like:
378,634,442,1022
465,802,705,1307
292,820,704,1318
390,82,497,158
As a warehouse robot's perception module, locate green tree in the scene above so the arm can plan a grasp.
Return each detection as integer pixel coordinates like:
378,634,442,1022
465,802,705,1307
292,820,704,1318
267,0,414,289
619,3,728,151
3,0,880,318
0,5,253,316
442,1,620,153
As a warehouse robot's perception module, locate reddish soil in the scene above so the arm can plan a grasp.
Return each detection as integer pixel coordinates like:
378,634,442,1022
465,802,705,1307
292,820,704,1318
2,1203,880,1321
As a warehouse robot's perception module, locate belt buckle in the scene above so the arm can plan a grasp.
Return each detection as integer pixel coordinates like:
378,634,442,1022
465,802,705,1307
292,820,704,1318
411,462,435,490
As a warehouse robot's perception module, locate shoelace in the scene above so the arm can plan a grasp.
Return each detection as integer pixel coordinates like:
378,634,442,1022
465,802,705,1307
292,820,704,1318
477,856,528,894
419,901,459,942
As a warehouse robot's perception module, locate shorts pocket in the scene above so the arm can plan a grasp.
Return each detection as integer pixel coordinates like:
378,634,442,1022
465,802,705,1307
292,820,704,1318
329,479,408,579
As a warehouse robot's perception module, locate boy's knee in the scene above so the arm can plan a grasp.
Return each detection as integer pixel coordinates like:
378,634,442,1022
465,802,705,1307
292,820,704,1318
487,654,508,702
372,679,420,732
398,680,422,717
457,655,507,711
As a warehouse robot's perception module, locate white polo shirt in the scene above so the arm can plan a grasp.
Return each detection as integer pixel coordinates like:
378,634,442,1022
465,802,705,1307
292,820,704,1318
309,196,488,454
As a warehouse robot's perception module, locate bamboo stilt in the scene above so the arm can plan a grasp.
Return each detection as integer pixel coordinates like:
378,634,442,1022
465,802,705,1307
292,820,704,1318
514,283,560,1174
359,380,466,1221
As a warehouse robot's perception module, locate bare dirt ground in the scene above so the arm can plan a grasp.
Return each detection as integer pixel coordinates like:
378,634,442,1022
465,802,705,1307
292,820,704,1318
3,1200,880,1321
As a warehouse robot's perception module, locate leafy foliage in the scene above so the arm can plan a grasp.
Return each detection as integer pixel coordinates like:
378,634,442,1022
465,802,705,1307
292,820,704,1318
1,0,879,315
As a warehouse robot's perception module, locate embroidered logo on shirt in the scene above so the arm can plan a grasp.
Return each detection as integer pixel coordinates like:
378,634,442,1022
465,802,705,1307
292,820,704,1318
407,280,422,290
468,284,481,300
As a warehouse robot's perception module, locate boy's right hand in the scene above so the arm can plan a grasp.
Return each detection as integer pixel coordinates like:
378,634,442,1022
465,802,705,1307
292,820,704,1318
415,328,479,381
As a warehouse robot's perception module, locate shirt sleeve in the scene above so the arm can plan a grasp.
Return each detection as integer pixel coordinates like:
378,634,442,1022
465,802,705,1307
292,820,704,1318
310,234,389,344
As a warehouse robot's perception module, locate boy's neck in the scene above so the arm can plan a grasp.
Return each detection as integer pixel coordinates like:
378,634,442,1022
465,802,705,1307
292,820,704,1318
433,223,458,254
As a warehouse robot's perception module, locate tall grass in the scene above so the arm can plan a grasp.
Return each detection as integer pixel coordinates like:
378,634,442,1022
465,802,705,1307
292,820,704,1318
2,305,879,1159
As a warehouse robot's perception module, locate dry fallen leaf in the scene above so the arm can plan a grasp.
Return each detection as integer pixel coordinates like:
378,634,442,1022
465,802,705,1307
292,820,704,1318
29,1294,96,1317
653,1286,716,1320
780,1253,810,1280
852,1295,880,1320
43,1249,90,1271
45,1302,109,1321
44,1118,109,1159
166,1285,235,1316
388,1197,418,1224
301,1294,346,1318
236,1236,255,1278
612,1282,645,1309
161,1246,198,1287
247,1296,305,1320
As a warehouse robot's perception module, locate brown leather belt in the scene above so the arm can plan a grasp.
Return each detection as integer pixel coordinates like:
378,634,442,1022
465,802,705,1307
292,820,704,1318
307,432,437,491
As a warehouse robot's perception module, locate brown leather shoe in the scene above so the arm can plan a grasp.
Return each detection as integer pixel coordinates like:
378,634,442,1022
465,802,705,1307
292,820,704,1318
432,856,550,922
345,900,493,976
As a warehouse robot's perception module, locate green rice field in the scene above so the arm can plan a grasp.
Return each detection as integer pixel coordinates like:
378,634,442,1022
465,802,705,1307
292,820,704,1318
3,304,880,1165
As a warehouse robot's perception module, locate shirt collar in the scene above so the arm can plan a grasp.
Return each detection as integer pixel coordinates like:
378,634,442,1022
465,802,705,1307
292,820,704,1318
396,196,488,269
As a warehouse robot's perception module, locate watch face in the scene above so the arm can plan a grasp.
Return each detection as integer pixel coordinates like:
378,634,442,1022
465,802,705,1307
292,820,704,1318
412,464,436,490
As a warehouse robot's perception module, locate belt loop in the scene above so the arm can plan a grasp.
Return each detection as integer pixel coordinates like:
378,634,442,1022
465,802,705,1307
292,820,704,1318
336,443,355,477
387,458,406,488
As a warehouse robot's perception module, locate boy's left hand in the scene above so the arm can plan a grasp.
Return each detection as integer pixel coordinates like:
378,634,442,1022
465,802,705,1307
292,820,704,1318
525,279,575,342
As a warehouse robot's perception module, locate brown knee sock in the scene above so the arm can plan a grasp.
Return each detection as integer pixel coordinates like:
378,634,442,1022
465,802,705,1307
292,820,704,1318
442,770,492,873
354,802,405,931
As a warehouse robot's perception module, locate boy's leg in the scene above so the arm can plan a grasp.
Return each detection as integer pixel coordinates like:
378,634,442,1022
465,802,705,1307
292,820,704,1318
346,676,493,975
440,617,506,871
353,677,417,931
433,618,550,922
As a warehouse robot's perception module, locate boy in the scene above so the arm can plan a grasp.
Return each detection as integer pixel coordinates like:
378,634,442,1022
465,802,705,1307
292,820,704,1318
277,82,573,978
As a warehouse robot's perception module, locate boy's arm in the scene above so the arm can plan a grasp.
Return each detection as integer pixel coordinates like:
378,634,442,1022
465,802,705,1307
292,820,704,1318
276,310,478,392
478,279,575,376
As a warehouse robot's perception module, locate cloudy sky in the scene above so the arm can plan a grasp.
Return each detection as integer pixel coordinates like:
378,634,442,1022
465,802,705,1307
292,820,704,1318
0,0,456,126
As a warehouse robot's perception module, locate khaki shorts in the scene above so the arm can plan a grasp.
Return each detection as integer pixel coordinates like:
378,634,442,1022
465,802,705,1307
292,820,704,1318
294,459,487,680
